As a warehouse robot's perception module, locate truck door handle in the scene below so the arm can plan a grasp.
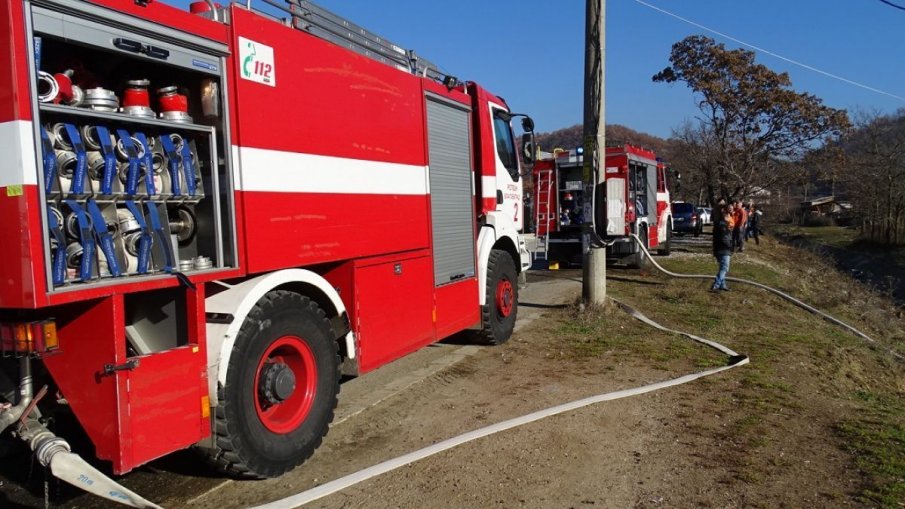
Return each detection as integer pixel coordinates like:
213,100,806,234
143,45,170,60
113,37,142,53
103,359,140,376
496,190,504,204
113,39,170,60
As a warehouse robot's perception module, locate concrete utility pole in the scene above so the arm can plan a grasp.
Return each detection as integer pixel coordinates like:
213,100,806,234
582,0,606,304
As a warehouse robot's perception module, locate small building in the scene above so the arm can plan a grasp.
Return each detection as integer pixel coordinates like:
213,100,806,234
800,196,852,224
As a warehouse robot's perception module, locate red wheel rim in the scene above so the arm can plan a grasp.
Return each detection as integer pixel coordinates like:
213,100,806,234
253,335,317,434
495,279,514,318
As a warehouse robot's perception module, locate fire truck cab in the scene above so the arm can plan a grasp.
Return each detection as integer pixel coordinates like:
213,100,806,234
532,143,672,267
0,0,534,498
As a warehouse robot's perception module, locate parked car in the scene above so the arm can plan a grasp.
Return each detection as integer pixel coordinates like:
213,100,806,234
671,202,703,236
697,206,712,225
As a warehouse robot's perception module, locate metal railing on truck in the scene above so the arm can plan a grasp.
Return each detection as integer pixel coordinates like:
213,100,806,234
231,0,448,83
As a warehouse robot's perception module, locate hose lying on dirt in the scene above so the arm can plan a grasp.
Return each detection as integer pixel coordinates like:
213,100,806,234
630,234,903,362
14,391,164,509
250,304,748,509
0,357,164,508
47,449,163,508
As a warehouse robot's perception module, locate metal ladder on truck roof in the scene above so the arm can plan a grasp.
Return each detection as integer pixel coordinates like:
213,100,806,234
532,168,554,265
252,0,449,82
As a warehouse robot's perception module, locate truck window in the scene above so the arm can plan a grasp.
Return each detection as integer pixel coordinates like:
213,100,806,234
632,163,648,216
493,110,519,181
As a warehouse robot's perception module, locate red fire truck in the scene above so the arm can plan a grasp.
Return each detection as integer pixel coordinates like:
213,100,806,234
0,0,534,499
532,144,671,267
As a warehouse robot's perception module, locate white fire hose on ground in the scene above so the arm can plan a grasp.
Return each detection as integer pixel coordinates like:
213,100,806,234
0,357,163,509
628,233,903,362
249,300,750,508
17,419,163,509
249,232,901,509
16,293,743,509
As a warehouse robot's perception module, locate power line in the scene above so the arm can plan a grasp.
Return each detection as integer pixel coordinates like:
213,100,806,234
879,0,905,11
633,0,905,103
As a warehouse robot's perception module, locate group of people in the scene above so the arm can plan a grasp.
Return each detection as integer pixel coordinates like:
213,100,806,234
711,199,763,292
729,200,763,252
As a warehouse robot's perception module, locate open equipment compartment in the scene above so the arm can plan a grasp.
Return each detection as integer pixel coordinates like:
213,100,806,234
27,0,236,291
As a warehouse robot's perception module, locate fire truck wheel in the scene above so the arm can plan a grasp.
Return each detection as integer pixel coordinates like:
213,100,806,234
627,229,649,269
479,249,518,345
657,221,672,256
206,291,340,479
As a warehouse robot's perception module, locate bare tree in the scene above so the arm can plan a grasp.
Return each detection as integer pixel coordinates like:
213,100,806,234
667,121,718,204
842,109,905,244
653,36,850,202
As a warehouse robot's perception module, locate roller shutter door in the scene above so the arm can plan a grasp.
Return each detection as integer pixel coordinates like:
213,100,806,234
426,98,475,286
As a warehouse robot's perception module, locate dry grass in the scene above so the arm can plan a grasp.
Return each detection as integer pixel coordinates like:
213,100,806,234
543,234,904,507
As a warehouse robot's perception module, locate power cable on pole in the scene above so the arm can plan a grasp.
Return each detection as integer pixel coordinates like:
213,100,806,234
878,0,905,11
633,0,905,102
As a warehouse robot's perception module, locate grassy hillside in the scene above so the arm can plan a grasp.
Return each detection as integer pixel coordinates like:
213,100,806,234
773,224,905,303
545,236,904,506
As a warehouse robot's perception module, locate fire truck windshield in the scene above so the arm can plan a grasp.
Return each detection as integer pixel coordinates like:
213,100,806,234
493,110,519,181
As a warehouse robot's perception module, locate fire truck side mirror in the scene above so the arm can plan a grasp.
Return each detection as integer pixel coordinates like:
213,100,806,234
520,116,535,132
521,133,536,166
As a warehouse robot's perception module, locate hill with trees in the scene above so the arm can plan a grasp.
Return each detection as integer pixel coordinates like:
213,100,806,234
535,124,670,158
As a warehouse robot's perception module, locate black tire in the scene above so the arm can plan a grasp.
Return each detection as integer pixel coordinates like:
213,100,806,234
657,220,672,256
627,228,649,269
204,291,340,478
478,249,518,345
694,222,702,237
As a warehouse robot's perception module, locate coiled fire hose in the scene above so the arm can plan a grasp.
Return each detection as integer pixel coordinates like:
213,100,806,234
250,302,749,508
628,233,903,362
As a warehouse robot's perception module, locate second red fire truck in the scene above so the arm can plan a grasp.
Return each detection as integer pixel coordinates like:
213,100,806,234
0,0,535,502
532,144,672,267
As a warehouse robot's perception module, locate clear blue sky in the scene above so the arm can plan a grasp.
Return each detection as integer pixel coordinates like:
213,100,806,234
171,0,905,139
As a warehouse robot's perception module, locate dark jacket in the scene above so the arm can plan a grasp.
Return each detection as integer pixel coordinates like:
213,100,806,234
750,210,761,229
712,218,733,256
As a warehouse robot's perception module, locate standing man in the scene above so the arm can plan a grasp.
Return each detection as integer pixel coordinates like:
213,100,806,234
749,204,762,245
745,200,755,240
712,206,734,292
732,200,748,252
